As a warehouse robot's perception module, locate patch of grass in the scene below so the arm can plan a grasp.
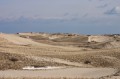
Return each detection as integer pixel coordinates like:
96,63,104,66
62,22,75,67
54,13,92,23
29,35,49,40
9,57,18,62
52,36,88,43
19,35,28,38
84,60,91,64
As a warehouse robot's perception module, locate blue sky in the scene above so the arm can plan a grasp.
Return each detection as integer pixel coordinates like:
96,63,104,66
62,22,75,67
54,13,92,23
0,0,120,34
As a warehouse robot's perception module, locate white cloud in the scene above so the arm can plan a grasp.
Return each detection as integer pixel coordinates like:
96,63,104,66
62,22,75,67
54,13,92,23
105,6,120,15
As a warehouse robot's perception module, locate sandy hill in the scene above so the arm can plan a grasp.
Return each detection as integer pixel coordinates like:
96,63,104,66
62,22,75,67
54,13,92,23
0,33,41,45
0,32,120,78
88,35,114,42
16,32,120,49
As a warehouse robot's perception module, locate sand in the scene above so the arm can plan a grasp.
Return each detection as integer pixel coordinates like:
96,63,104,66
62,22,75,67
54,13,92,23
0,68,117,78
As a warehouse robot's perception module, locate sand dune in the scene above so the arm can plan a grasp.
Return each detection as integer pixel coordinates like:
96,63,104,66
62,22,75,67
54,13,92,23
0,33,120,79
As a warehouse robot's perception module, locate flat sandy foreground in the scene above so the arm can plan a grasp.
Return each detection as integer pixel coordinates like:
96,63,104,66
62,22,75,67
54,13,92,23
0,68,118,79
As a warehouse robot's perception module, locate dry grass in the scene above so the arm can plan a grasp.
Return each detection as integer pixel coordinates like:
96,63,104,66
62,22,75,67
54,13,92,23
0,36,120,68
1,40,120,68
51,36,88,43
0,33,120,78
26,34,120,49
44,48,120,68
0,52,65,70
18,34,88,47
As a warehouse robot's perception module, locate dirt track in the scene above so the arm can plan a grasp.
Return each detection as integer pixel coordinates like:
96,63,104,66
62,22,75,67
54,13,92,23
0,68,117,78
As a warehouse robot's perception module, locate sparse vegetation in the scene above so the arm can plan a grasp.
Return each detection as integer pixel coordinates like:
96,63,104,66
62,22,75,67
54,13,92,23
29,35,49,40
84,60,91,64
0,52,65,70
0,33,120,78
9,57,18,62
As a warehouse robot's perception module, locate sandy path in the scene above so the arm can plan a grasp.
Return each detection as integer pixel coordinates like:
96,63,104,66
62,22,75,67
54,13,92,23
27,56,93,67
0,68,117,78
